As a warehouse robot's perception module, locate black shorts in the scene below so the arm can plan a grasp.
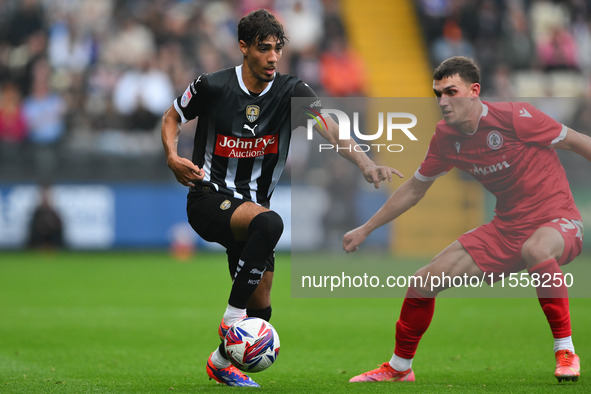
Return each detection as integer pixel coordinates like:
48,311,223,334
187,186,249,249
186,186,275,274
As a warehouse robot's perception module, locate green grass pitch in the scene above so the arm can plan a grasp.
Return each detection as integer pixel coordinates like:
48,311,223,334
0,251,589,393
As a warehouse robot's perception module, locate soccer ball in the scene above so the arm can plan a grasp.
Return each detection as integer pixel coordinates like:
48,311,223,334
224,317,280,372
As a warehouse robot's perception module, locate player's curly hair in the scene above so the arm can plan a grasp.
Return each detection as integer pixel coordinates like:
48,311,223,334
238,9,288,47
433,56,480,84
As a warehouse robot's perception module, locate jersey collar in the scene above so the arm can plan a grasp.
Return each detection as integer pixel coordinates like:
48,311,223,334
465,101,488,135
481,102,489,117
235,65,274,96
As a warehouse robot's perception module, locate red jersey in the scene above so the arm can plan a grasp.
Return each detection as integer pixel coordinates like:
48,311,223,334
416,101,581,226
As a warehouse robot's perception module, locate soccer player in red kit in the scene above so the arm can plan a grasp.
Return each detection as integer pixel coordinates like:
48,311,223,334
343,56,591,383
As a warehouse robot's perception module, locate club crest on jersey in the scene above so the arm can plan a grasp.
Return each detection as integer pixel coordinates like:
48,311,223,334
220,200,232,210
486,130,503,150
246,105,260,123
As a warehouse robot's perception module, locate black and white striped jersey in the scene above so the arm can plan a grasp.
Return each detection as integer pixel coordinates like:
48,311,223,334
173,65,317,206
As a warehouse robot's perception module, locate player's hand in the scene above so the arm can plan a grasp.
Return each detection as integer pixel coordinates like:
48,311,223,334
167,155,204,187
343,226,370,253
362,164,403,189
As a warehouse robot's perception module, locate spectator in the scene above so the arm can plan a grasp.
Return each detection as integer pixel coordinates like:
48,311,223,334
431,19,475,66
0,81,28,169
6,0,45,47
322,0,347,45
101,15,156,67
112,58,175,131
48,14,96,73
27,184,65,249
320,36,367,96
0,81,27,144
23,58,66,145
572,15,591,75
289,47,323,93
276,0,323,52
22,58,66,175
490,63,514,98
10,30,48,97
416,0,452,45
502,5,535,70
537,25,579,71
277,0,324,90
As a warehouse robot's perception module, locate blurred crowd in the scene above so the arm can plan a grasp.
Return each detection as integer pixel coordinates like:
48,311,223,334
0,0,362,181
416,0,591,186
417,0,591,97
2,0,591,183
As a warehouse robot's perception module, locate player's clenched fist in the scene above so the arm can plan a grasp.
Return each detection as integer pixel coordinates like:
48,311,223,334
167,156,204,187
343,226,369,253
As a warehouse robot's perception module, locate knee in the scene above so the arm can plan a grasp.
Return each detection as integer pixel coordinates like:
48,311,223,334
249,211,284,245
521,238,555,268
411,268,437,297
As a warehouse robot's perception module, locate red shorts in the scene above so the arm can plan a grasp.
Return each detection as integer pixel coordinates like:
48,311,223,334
458,217,584,278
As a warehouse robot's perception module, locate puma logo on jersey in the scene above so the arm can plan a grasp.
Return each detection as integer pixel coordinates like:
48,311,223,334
250,268,265,276
518,108,532,118
243,124,258,136
468,161,510,176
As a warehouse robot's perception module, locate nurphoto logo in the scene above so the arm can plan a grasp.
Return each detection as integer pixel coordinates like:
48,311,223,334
305,108,418,153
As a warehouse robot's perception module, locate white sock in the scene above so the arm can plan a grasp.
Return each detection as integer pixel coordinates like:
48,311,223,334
389,353,413,372
223,304,247,326
554,336,575,353
210,347,231,369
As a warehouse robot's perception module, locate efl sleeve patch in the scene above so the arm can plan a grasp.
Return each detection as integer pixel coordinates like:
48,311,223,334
174,74,206,123
180,86,192,108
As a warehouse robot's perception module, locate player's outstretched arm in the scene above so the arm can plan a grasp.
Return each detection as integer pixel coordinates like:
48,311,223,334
161,105,204,187
316,117,403,188
553,127,591,162
343,176,433,253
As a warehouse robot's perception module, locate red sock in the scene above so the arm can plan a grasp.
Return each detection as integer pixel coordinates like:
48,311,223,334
528,259,571,338
394,287,435,359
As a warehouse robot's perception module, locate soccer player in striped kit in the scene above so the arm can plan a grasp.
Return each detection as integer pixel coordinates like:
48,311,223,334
161,9,400,387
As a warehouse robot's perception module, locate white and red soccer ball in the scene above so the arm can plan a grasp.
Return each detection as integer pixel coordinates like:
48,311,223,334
224,317,280,372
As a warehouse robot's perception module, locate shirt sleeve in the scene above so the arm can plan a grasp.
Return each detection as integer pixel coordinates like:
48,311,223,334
414,131,453,182
291,81,322,129
173,74,209,123
512,102,567,146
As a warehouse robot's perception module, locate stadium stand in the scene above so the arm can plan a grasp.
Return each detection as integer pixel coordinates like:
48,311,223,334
0,0,349,182
415,0,591,97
